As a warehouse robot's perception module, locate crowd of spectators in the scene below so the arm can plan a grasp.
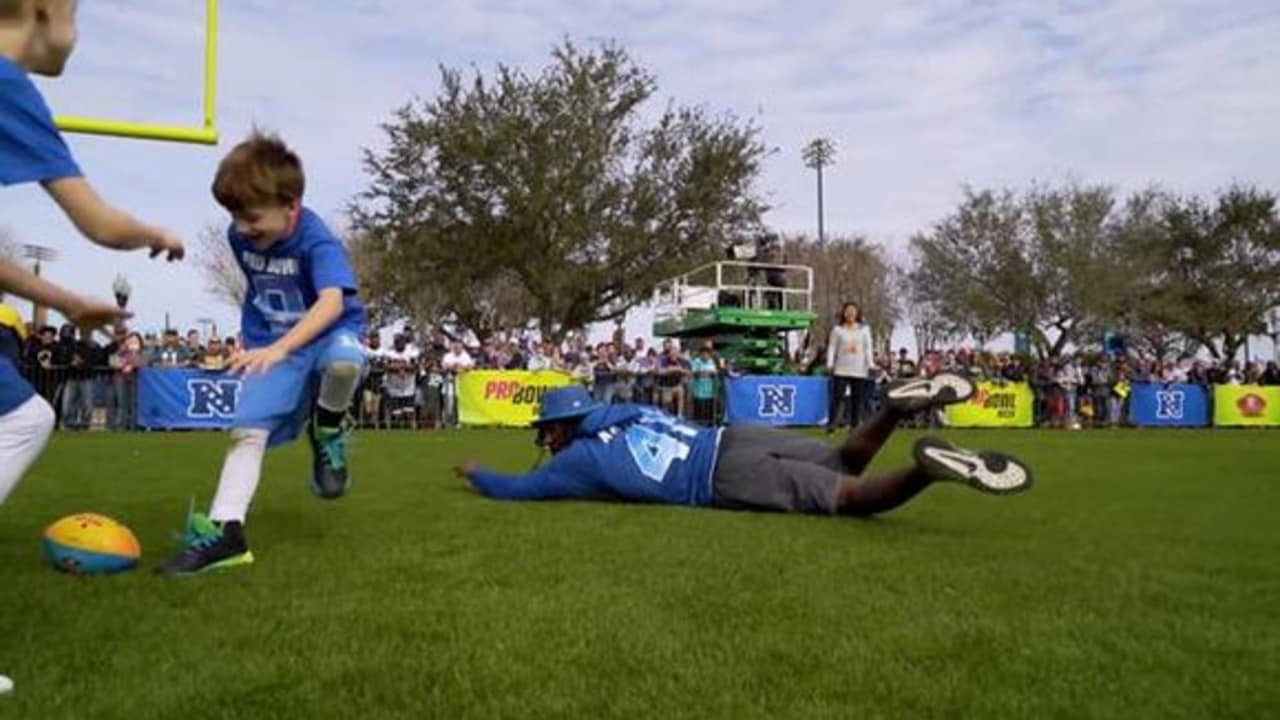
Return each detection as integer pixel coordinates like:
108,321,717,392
16,322,241,430
10,311,1280,432
832,347,1280,429
358,329,727,429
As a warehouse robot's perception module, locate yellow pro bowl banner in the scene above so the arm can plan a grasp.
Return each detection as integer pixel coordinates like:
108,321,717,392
457,371,578,427
1213,385,1280,427
944,382,1035,428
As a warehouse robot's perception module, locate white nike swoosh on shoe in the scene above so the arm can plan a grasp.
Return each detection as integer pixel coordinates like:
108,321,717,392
932,373,974,401
888,380,936,399
922,447,1028,492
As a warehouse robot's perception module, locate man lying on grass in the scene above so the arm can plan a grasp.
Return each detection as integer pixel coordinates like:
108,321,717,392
454,375,1033,516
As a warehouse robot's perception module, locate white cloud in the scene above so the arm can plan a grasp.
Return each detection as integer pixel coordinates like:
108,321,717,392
1,0,1277,336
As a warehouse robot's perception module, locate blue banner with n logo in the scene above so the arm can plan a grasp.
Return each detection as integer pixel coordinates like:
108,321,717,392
1127,383,1210,428
724,376,829,426
137,368,243,430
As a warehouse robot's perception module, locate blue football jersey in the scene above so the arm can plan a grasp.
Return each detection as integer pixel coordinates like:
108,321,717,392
0,57,81,185
230,207,366,349
0,357,34,415
469,404,723,506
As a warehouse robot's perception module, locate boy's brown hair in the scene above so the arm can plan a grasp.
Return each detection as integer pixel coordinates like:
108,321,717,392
211,131,305,213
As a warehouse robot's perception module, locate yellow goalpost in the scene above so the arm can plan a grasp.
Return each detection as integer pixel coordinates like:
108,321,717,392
54,0,219,145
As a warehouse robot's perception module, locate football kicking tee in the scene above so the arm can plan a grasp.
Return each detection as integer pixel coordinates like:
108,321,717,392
456,375,1033,517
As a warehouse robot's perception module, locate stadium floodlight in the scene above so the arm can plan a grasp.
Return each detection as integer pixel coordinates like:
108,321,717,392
113,275,132,309
22,243,59,325
21,243,58,274
54,0,219,146
195,316,217,339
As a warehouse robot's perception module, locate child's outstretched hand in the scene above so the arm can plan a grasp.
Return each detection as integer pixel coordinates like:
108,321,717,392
64,296,132,335
148,229,186,262
228,345,288,375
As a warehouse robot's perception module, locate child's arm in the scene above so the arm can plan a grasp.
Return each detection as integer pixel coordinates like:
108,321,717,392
0,258,131,332
44,177,185,260
229,288,344,374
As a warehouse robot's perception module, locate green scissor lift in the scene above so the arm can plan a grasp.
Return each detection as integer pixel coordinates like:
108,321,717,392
652,261,816,374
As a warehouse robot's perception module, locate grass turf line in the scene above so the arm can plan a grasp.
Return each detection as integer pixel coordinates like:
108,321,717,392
1,429,1277,719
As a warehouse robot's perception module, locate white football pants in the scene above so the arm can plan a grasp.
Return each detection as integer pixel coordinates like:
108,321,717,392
0,395,56,505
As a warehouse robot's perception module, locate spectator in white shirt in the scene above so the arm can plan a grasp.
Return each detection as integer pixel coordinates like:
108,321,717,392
442,341,475,373
440,341,474,426
382,334,421,428
1054,359,1084,426
826,302,875,432
526,342,555,372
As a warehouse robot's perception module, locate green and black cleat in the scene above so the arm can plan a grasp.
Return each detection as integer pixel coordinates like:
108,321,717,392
308,412,354,500
155,506,253,576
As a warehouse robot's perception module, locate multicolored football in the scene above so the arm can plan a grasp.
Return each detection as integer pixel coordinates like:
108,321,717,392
42,513,141,575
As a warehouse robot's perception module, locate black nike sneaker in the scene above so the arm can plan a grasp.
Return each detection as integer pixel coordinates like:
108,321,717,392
913,437,1034,495
884,373,975,414
308,411,354,500
155,511,253,576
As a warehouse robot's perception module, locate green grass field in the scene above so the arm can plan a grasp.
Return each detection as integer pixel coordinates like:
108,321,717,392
1,428,1278,719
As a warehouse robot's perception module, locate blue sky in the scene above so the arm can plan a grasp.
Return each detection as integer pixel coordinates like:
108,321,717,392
3,0,1279,347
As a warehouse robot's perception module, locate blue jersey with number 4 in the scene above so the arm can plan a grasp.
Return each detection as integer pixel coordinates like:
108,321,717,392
231,207,366,349
469,404,722,506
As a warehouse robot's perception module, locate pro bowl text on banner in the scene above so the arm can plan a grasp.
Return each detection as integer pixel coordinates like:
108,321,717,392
137,368,242,430
723,376,829,426
1213,385,1280,427
1127,383,1210,428
944,382,1034,428
457,371,577,427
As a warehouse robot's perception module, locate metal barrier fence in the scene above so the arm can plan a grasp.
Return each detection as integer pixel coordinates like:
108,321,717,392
13,364,729,432
19,365,139,431
18,363,1264,431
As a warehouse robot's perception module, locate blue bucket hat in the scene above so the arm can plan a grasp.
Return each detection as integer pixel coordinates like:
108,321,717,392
533,386,603,426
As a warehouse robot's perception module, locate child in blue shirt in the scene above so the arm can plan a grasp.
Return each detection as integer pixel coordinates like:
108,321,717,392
157,133,367,576
0,0,183,507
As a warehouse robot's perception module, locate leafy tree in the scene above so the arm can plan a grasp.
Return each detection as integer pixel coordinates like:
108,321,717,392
907,188,1039,351
785,234,897,354
1117,186,1280,361
908,182,1280,362
1025,182,1123,356
1105,189,1192,361
193,222,246,309
350,41,769,343
894,263,953,355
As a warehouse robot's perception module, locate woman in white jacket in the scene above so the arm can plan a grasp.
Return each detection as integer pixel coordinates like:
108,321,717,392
826,302,875,432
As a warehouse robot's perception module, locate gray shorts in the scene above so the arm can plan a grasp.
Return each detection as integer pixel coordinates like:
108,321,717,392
711,426,845,514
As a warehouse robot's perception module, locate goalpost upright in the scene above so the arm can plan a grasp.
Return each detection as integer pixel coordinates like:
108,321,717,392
54,0,219,145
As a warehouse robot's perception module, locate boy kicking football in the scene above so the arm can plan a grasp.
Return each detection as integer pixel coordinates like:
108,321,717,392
157,133,367,576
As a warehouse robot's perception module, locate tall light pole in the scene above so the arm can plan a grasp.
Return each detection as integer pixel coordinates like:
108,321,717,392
802,138,837,244
22,243,58,327
196,316,217,341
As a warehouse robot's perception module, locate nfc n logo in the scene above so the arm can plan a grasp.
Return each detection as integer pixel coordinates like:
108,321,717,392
188,379,242,419
758,385,796,418
1156,391,1185,420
